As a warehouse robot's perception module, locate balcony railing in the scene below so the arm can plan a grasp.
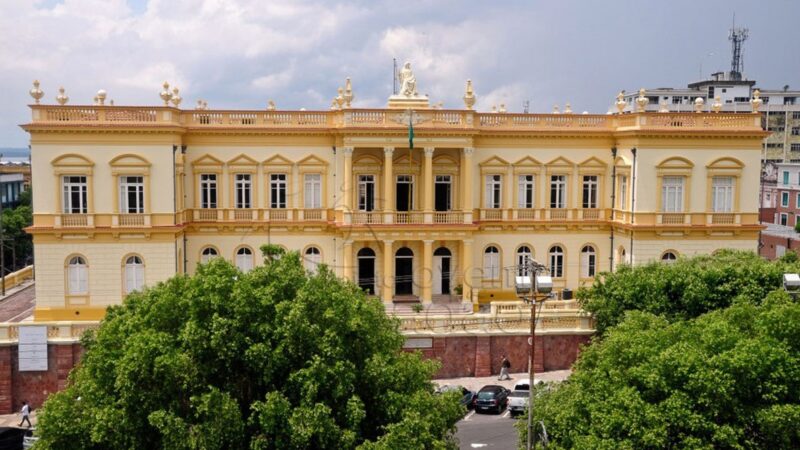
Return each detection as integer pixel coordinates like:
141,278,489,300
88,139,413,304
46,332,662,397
433,211,462,224
352,212,383,224
118,214,146,227
59,214,89,227
659,213,687,225
395,212,424,224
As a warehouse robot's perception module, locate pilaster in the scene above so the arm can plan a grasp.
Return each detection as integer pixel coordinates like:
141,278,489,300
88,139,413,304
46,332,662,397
461,147,474,223
423,147,434,223
382,240,394,302
383,147,394,224
421,239,433,303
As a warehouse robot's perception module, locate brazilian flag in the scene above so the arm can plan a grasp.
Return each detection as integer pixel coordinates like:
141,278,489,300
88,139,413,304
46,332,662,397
408,111,414,149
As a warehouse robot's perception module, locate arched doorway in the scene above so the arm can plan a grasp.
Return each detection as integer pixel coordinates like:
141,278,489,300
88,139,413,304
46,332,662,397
395,247,414,296
433,247,451,295
357,248,376,295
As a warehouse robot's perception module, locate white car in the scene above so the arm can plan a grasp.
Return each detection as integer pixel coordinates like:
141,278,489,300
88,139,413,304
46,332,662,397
507,390,530,416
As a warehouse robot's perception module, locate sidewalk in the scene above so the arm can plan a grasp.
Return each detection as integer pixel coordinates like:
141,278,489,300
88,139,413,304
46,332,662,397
434,369,571,392
0,410,36,429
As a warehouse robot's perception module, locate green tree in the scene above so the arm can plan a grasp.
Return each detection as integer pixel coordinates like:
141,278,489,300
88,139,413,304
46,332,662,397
520,296,800,449
35,251,463,449
578,250,800,334
1,203,32,270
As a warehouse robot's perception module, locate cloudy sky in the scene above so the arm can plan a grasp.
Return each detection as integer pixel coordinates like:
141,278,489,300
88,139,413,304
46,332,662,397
2,0,799,147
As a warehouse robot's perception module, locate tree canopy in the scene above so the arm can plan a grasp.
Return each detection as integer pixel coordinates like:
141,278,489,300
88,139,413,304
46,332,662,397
578,250,800,335
524,296,800,449
35,250,463,449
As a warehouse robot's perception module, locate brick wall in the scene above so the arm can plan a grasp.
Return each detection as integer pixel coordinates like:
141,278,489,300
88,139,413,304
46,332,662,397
0,343,83,414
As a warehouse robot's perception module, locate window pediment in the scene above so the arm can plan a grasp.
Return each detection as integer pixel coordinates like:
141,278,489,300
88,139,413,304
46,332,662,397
52,153,94,175
263,154,293,171
191,154,224,172
110,154,151,175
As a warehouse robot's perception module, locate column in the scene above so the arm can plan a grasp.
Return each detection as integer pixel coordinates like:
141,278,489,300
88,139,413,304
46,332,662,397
383,147,394,224
423,147,434,223
421,240,433,303
461,147,474,223
382,240,394,303
342,147,353,224
461,239,473,304
342,240,353,281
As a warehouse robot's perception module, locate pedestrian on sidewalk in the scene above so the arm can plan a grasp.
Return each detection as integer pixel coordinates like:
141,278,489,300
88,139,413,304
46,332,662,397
18,401,31,428
498,355,511,380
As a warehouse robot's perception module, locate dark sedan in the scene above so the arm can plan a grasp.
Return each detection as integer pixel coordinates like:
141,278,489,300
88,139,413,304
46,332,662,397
474,385,510,414
435,385,477,410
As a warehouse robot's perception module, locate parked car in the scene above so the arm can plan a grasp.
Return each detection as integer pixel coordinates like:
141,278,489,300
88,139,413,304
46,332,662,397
513,378,541,391
435,384,476,410
507,390,529,416
474,385,510,414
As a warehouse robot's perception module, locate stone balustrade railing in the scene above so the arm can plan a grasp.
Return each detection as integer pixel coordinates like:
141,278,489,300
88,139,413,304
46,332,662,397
0,321,100,344
27,106,764,132
1,266,34,291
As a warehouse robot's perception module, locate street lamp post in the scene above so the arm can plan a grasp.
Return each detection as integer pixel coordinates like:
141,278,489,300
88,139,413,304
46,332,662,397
515,257,553,450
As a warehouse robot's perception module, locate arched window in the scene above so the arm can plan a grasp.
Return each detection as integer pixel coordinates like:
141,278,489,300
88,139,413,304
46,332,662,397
549,246,564,278
618,247,627,265
484,246,500,279
581,246,596,278
124,255,144,293
516,246,532,276
235,247,253,272
304,246,322,273
661,251,678,263
67,256,88,295
200,247,218,264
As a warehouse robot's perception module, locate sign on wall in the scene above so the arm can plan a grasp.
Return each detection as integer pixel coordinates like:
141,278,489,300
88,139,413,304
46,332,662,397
18,326,48,371
403,337,433,349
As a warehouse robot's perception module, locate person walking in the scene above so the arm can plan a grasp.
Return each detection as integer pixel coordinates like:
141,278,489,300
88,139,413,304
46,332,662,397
18,401,31,428
498,355,511,380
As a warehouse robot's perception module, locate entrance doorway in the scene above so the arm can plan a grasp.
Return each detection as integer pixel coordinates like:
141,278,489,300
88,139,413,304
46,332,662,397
433,247,451,295
357,248,375,295
395,247,414,295
435,175,451,211
396,175,413,212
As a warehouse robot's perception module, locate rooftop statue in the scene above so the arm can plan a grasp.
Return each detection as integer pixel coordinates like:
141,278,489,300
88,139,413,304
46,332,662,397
398,62,418,97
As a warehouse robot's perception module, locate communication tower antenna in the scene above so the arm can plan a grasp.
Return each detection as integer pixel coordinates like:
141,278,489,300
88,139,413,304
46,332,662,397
728,14,749,81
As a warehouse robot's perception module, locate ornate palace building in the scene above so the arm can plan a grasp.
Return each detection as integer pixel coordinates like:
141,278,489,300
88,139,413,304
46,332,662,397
22,70,766,322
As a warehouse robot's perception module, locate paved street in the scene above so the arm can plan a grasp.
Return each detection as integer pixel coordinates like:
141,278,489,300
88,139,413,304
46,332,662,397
0,282,34,322
456,408,519,449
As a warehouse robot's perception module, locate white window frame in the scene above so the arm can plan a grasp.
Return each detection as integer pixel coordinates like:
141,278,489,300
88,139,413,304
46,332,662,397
711,176,734,213
517,175,535,209
357,175,375,211
62,175,88,214
582,175,598,209
235,174,252,209
200,174,217,209
304,246,322,273
235,247,253,272
201,247,219,264
549,246,564,278
516,246,532,276
661,251,678,263
270,173,287,209
119,176,144,214
661,176,684,212
485,175,502,209
124,256,145,293
67,256,89,295
581,246,596,278
304,173,322,209
619,175,628,209
435,175,452,211
780,213,788,226
550,175,566,209
782,192,790,207
483,246,500,279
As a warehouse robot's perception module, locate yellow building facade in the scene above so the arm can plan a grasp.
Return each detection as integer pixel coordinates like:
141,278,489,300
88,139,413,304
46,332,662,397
22,81,766,321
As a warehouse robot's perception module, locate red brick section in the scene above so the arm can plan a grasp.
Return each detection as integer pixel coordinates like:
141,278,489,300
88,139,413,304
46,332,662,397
0,347,12,413
473,337,492,377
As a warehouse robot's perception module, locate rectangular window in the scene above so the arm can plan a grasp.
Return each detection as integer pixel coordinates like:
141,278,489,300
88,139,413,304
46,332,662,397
357,175,375,211
792,128,800,136
550,175,566,209
485,175,502,209
797,193,800,209
582,175,598,209
234,174,252,209
199,174,217,209
784,171,790,185
782,192,790,207
304,174,322,209
62,175,88,214
119,176,144,214
434,175,452,211
619,175,628,209
781,213,788,226
711,177,734,213
661,176,684,212
517,175,535,209
270,174,287,208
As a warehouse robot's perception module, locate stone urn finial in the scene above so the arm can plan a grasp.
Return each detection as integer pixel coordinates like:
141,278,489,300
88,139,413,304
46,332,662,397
694,96,705,113
56,86,69,105
267,100,276,111
712,96,722,113
564,102,573,114
96,89,107,106
751,89,763,113
29,80,44,104
160,81,173,106
615,91,626,114
343,77,353,108
498,103,507,113
463,79,476,110
171,87,182,107
635,88,649,112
